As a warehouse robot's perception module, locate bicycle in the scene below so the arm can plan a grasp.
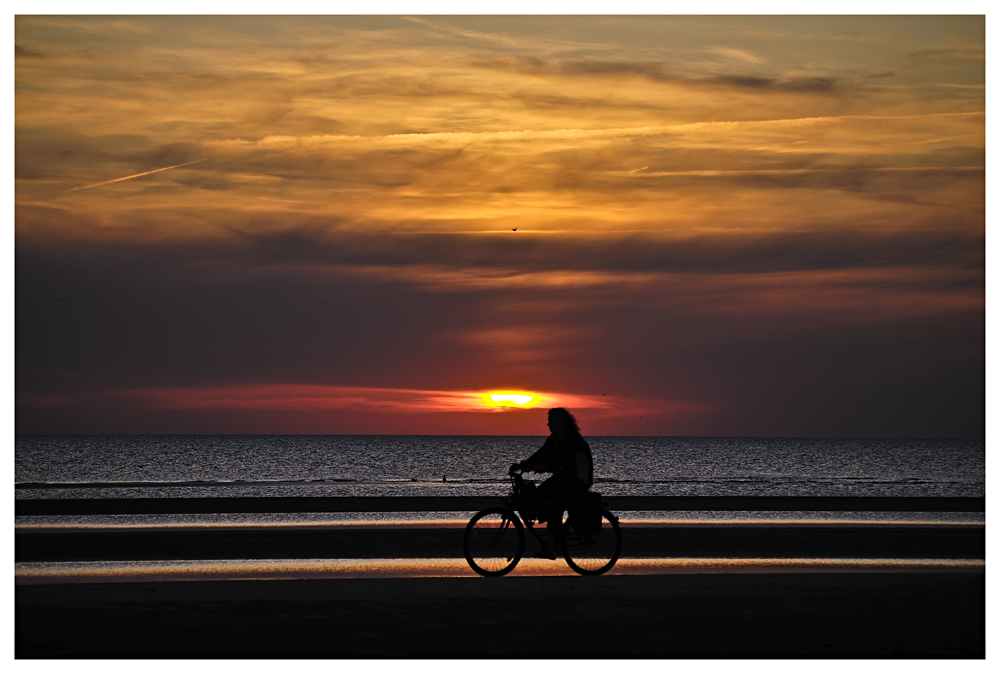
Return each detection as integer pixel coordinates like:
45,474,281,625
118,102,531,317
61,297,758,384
463,466,622,577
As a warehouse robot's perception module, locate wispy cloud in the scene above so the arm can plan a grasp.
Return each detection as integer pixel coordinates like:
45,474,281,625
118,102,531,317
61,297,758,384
705,46,767,64
399,16,519,48
202,110,985,148
115,384,625,414
66,159,205,193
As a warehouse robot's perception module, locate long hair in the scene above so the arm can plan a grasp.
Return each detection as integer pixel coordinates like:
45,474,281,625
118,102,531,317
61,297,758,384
548,407,580,433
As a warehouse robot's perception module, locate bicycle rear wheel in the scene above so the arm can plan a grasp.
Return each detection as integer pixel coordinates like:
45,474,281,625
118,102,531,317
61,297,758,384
562,508,622,576
464,507,525,577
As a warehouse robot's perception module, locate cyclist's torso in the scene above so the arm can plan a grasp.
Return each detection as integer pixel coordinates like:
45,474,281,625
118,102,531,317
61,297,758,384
524,430,593,488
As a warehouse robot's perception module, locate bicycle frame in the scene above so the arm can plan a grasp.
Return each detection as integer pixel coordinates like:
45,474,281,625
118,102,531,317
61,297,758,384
503,471,548,545
504,470,606,550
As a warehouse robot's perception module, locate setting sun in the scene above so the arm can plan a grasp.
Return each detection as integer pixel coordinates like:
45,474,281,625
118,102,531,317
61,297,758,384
483,391,543,409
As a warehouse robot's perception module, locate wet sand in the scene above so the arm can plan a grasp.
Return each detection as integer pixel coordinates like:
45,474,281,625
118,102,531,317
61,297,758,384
15,521,986,658
14,494,986,516
16,571,984,658
15,522,986,562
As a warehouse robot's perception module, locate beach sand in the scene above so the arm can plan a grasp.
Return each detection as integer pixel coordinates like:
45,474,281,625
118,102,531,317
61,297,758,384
15,523,985,658
16,571,984,658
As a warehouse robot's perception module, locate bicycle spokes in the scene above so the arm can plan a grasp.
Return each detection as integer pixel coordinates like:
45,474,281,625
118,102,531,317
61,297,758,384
464,507,526,577
493,519,511,545
562,509,622,576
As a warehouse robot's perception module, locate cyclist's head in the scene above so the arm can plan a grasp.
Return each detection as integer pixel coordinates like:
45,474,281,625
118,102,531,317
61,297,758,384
547,408,579,435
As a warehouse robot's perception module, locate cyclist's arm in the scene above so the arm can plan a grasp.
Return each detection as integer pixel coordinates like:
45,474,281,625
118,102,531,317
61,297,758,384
520,435,558,472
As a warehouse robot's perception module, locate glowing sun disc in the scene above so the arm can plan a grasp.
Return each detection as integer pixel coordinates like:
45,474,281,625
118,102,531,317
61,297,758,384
490,393,533,405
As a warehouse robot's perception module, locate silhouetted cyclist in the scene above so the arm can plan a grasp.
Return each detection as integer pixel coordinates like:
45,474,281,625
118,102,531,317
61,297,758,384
511,407,594,558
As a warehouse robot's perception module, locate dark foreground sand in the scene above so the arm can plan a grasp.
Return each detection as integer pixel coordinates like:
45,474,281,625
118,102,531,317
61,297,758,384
16,571,983,658
16,520,985,658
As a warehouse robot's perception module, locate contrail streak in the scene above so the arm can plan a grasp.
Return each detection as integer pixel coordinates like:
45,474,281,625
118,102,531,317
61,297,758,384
66,159,206,193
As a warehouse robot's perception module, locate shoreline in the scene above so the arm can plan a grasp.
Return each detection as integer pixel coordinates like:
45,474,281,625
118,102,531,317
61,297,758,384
14,518,987,533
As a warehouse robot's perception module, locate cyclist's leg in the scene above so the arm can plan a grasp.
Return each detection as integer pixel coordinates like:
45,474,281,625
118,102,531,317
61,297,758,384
554,482,592,543
540,477,583,546
546,506,564,542
534,478,564,556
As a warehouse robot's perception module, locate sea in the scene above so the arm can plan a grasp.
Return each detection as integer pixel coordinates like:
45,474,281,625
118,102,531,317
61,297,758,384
15,435,985,528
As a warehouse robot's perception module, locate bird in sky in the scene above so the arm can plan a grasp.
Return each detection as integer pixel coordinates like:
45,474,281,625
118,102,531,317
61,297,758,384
512,227,517,231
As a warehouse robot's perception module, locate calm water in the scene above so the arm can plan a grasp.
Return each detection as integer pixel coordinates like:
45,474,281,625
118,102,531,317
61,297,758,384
15,435,985,525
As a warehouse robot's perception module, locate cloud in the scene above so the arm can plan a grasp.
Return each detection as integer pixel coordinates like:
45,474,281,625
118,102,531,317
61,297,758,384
474,54,851,95
15,44,46,58
106,384,630,414
14,16,985,437
169,225,985,277
907,47,986,61
708,74,775,89
690,74,840,92
704,46,767,64
558,59,675,82
774,76,838,92
15,218,982,437
16,190,984,282
399,16,521,48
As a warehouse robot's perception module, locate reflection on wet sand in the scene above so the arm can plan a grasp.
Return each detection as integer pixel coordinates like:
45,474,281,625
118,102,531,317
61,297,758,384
16,556,984,584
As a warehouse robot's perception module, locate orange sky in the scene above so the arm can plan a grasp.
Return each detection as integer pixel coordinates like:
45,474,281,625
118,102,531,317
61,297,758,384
15,15,984,436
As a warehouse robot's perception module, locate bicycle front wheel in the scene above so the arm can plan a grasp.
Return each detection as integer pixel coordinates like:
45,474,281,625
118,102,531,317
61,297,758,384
562,508,622,576
464,507,525,577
